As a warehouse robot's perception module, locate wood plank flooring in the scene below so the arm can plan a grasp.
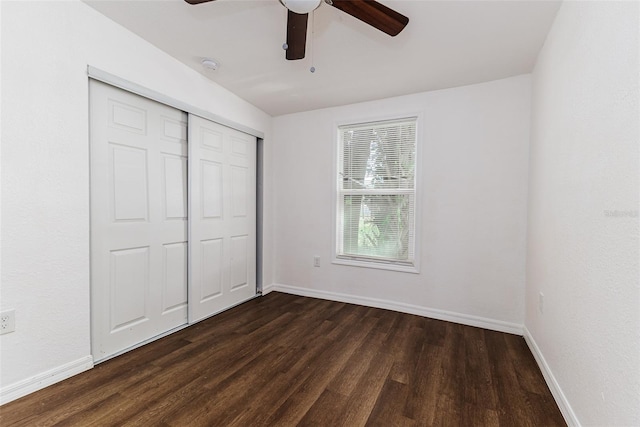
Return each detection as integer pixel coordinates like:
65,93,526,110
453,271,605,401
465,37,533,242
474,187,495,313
0,292,565,426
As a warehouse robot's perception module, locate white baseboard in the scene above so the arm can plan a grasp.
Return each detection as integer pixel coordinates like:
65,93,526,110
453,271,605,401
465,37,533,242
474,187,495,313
261,283,275,295
523,327,580,427
271,283,523,335
0,355,94,405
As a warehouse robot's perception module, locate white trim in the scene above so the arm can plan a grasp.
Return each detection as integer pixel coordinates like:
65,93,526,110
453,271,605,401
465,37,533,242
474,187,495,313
333,256,419,274
331,112,424,275
523,327,581,427
0,356,93,405
261,283,275,295
271,283,523,335
87,66,264,140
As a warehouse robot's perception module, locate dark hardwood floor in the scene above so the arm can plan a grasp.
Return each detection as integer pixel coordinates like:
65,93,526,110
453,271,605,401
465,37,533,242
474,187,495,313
0,292,565,426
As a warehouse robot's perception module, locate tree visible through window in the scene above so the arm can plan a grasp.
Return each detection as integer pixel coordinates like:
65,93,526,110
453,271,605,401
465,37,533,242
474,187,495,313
337,117,417,267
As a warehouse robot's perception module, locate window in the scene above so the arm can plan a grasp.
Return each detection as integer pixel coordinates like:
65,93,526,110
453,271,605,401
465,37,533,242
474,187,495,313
335,117,418,272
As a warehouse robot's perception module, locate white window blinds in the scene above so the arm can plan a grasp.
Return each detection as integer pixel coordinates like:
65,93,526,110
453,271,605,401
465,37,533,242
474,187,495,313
336,117,417,266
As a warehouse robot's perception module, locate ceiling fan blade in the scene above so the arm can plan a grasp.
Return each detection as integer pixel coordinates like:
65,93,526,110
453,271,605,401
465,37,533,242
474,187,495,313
330,0,409,36
286,10,308,60
184,0,216,4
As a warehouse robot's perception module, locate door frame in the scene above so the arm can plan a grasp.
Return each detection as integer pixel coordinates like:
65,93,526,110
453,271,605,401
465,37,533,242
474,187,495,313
88,67,264,140
88,67,265,361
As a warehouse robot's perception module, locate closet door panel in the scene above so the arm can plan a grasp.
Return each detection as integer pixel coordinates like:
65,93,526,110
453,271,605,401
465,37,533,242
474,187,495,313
90,80,188,362
188,115,257,323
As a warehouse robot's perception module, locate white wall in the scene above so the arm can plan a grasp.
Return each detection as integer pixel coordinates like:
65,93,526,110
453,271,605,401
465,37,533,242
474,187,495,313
272,75,531,330
6,1,636,422
0,0,273,400
526,1,639,426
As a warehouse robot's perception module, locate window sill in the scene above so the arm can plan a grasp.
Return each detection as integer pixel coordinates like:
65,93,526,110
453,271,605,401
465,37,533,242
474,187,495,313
332,256,420,274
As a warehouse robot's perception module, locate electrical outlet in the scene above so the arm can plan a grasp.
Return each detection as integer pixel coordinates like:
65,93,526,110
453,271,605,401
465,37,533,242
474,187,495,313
0,310,16,335
538,292,544,314
313,256,320,267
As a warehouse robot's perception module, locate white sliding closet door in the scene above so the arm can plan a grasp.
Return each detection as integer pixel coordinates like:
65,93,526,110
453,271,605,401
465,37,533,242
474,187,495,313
188,115,257,323
90,81,188,362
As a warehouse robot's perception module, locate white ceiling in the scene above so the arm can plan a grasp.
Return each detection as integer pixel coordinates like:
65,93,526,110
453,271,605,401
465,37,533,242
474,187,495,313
85,0,561,116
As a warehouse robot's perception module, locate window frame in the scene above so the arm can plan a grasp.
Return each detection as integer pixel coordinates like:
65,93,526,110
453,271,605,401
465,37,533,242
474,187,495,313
331,113,422,274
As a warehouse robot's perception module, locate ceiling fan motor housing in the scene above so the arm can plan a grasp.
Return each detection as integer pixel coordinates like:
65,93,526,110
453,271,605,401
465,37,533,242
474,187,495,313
280,0,322,14
186,0,409,61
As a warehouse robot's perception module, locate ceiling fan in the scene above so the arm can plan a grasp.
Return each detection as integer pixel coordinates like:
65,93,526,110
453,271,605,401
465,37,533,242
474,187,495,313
184,0,409,60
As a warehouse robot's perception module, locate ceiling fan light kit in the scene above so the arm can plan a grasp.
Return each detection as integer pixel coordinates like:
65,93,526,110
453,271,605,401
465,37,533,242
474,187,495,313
280,0,322,15
186,0,409,61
